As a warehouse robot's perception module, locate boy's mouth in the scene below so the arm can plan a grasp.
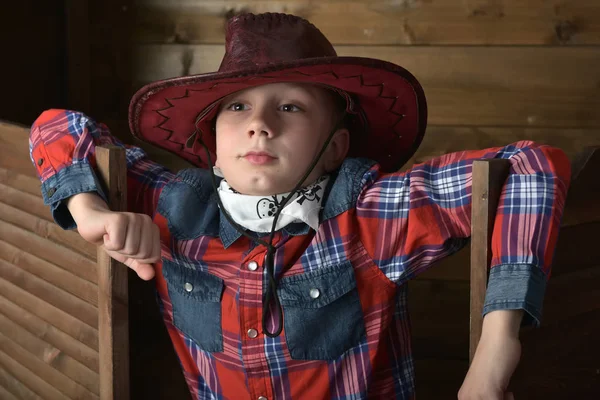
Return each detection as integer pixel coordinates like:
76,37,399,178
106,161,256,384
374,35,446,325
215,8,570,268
242,151,277,165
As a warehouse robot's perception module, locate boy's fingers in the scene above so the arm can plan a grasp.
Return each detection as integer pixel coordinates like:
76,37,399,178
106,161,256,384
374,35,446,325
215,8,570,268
121,217,142,256
103,215,128,251
127,260,155,281
103,249,155,280
136,219,161,262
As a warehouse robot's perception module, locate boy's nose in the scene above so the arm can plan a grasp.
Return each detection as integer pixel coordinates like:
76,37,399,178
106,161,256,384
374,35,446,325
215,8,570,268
247,109,276,138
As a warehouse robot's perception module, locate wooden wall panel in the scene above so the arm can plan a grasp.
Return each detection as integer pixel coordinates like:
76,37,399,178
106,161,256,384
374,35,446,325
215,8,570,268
0,123,101,399
133,44,600,128
134,0,600,45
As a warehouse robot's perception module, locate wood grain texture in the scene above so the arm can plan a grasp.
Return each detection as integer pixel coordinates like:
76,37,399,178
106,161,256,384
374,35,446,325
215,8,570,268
0,259,97,328
469,160,511,362
0,366,41,400
0,240,98,307
0,167,43,197
0,220,97,284
133,45,600,128
0,295,99,372
0,277,99,351
134,0,600,45
0,350,69,400
0,200,96,259
0,333,98,399
0,384,21,400
0,183,51,223
95,146,130,400
0,314,99,395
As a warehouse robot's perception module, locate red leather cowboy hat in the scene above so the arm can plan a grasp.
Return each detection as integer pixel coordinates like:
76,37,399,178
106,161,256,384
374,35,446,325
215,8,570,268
129,12,427,172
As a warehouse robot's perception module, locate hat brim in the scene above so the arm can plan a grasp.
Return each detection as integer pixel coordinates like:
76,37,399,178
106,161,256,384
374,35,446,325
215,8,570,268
129,56,427,172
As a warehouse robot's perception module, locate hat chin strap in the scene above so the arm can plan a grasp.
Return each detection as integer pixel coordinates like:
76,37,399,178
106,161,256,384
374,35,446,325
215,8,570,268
195,112,347,338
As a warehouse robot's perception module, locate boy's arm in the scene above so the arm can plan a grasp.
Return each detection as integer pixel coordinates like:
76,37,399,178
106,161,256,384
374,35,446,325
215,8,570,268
29,109,175,230
356,140,571,326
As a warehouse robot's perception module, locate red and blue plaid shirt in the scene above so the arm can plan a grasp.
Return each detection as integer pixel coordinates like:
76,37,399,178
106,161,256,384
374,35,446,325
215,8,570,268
30,109,571,399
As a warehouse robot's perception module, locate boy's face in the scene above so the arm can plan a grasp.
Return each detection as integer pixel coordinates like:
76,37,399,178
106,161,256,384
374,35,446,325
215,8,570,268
215,82,349,195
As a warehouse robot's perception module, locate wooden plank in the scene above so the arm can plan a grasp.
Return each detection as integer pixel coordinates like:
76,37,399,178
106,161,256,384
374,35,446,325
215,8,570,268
0,220,97,284
134,0,600,45
0,277,98,351
409,127,600,167
0,295,99,372
0,167,42,197
0,240,98,307
0,183,53,223
133,45,600,128
0,200,96,259
0,314,99,395
0,367,41,400
0,384,21,400
0,239,97,306
95,146,130,400
0,355,63,400
469,159,510,362
0,333,99,399
0,258,98,328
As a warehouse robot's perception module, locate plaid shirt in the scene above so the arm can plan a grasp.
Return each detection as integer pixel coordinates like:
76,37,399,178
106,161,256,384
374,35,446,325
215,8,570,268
30,110,571,399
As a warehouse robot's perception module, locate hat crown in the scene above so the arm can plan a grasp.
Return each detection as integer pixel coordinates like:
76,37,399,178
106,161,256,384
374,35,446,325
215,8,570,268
219,13,337,72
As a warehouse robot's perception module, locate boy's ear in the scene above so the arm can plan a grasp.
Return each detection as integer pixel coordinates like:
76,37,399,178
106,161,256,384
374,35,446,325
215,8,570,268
325,128,350,172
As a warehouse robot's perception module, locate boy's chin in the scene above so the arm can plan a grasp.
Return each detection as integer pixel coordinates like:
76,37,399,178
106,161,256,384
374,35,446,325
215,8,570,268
226,178,295,196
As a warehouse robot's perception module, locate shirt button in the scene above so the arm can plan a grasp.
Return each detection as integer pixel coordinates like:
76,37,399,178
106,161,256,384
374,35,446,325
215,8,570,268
184,282,193,292
309,288,321,299
247,261,259,271
247,328,258,338
37,158,44,166
47,187,56,197
258,397,268,400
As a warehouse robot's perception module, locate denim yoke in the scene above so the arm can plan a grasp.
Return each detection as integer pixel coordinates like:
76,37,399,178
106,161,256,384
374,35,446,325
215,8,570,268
156,157,398,361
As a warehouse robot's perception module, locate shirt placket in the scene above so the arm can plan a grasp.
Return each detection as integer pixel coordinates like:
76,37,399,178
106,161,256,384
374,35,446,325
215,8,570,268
238,241,277,400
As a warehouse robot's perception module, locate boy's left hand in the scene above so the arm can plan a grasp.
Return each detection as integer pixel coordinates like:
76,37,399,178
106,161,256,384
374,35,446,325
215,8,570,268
458,310,523,400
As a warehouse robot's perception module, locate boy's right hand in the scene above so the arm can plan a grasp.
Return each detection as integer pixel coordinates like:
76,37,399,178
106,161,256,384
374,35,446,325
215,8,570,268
67,193,160,280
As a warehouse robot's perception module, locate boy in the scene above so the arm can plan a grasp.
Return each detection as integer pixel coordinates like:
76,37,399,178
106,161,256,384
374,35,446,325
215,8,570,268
29,13,570,400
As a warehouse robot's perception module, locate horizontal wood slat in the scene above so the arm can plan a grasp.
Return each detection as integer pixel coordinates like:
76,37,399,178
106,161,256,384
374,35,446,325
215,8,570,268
0,220,97,284
0,240,98,307
0,167,42,197
0,367,41,400
0,200,96,259
0,183,52,223
0,352,66,400
0,314,99,395
133,44,600,128
134,0,600,45
0,259,97,328
0,295,99,372
0,332,99,400
0,278,98,351
0,384,21,400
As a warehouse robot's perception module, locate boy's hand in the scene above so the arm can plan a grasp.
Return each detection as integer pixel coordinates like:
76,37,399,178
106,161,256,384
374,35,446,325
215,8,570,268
67,193,160,280
458,310,523,400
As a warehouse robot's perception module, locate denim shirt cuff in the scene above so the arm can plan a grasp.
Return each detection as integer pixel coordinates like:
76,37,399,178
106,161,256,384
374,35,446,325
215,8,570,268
483,264,547,327
41,162,108,230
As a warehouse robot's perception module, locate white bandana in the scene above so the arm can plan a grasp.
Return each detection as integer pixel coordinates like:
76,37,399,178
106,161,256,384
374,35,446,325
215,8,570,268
216,175,329,233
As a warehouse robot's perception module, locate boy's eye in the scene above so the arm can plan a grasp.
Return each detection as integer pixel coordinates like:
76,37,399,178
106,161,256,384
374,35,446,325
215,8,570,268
279,104,301,112
227,103,247,111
